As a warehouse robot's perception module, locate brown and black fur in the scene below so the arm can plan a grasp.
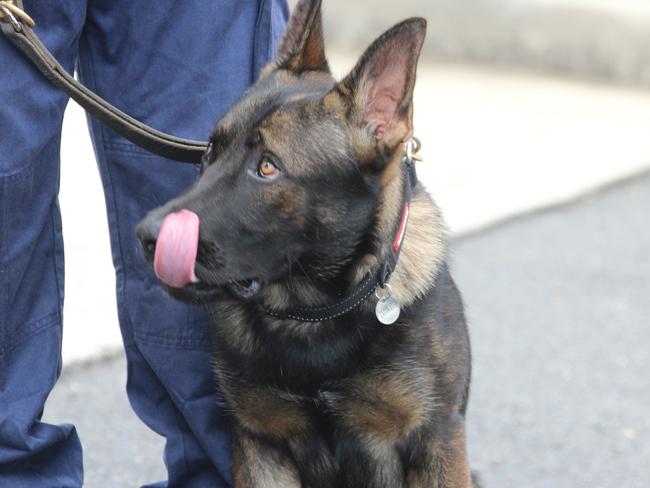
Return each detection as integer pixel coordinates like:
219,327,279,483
137,1,477,486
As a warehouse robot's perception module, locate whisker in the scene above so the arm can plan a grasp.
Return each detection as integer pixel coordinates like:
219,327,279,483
295,258,317,290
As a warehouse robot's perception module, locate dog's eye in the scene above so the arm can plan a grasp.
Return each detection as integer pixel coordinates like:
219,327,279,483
257,158,280,179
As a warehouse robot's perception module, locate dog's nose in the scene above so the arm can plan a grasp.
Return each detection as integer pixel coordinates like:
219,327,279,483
136,215,163,262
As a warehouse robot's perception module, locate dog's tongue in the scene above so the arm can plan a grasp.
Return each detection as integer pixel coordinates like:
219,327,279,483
153,209,200,288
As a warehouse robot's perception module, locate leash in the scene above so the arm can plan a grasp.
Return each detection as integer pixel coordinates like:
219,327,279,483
0,0,207,163
2,2,424,323
267,138,421,325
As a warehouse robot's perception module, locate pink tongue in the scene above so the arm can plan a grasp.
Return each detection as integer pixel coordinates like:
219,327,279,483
153,209,200,288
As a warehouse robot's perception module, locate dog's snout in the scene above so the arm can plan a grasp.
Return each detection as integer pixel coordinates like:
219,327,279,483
136,215,163,261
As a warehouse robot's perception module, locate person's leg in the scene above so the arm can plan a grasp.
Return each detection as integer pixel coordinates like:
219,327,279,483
77,1,288,486
0,1,87,486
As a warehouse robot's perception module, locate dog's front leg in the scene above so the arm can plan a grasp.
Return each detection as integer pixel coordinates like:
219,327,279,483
403,416,473,488
231,424,338,488
285,432,339,488
231,424,302,488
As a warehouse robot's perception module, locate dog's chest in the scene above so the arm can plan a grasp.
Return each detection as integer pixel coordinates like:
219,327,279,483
222,365,434,448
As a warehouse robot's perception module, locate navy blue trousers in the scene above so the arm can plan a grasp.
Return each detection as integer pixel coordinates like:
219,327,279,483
0,1,287,486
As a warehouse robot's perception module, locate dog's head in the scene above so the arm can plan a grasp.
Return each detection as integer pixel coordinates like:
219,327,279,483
136,0,426,304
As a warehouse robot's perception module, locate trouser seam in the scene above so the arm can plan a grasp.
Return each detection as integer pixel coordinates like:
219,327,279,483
77,36,135,336
102,141,164,157
0,176,7,333
50,199,64,378
132,330,211,349
25,461,82,488
50,176,65,335
78,32,193,477
0,312,60,358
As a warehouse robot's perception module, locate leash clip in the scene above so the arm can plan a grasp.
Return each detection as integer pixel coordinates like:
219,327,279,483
405,137,423,163
0,1,36,32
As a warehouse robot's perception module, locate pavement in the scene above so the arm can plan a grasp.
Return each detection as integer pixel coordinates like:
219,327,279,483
455,171,650,488
45,170,650,488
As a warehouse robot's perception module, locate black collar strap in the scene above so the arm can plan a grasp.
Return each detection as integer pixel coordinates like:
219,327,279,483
1,0,207,163
266,147,418,323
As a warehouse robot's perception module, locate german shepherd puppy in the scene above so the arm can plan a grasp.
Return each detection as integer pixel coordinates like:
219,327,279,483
136,0,476,486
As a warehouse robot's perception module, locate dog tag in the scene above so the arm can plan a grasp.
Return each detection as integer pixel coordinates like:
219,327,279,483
375,295,401,325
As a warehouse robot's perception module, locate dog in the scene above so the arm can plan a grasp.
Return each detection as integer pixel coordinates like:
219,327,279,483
136,0,476,486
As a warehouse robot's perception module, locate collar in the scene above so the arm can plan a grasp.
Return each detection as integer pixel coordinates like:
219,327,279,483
266,139,420,323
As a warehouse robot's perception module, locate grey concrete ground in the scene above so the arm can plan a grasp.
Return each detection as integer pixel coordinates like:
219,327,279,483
456,172,650,488
45,171,650,487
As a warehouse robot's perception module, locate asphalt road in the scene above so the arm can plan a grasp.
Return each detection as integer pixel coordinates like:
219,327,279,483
44,172,650,487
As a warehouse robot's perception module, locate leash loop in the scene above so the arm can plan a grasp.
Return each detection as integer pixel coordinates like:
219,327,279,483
0,1,35,30
0,0,207,163
0,5,21,32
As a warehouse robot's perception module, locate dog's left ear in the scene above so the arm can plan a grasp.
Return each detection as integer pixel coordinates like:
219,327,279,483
336,18,426,158
276,0,329,73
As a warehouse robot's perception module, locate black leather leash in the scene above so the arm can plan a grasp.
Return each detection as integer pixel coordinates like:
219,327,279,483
0,0,207,163
2,1,424,323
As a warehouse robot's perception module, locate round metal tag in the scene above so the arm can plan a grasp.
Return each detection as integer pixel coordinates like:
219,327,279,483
375,296,401,325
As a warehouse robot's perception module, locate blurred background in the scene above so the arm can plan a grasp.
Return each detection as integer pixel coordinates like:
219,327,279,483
48,0,650,486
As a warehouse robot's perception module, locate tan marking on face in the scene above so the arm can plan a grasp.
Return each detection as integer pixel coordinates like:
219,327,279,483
268,183,308,224
259,101,349,178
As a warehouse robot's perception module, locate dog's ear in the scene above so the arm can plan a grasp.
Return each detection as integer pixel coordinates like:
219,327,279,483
276,0,329,73
336,18,426,159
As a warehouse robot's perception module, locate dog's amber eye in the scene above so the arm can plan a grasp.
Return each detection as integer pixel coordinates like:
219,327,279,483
257,158,280,179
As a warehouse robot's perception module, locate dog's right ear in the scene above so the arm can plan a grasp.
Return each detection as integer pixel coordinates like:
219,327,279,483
334,18,426,167
276,0,329,73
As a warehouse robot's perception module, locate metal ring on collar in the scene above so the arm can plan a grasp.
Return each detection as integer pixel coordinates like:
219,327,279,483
375,283,393,301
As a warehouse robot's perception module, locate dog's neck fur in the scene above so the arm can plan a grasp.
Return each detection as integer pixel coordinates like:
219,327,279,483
260,155,447,317
353,160,447,311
